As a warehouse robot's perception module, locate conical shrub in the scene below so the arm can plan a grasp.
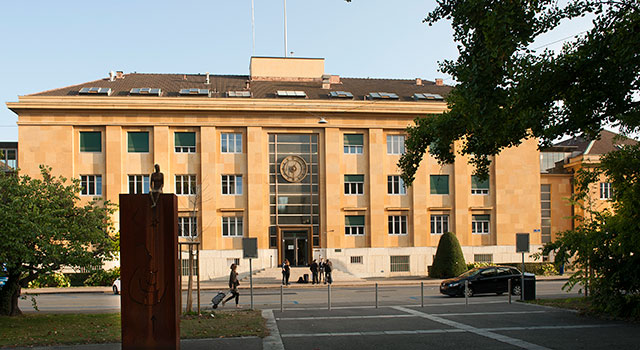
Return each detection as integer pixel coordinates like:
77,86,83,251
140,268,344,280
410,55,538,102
430,232,467,278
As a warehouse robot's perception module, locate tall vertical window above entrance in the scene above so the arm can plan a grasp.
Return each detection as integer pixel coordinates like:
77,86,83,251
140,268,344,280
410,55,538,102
269,134,319,248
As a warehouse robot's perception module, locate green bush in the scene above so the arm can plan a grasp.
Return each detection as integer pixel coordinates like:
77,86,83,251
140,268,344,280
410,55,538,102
64,273,91,287
28,272,71,288
466,262,492,270
500,262,558,276
84,267,120,286
430,232,467,278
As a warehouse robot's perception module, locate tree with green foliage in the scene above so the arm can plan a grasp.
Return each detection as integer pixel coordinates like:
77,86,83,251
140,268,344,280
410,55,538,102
543,143,640,318
430,232,467,278
0,166,117,316
396,0,639,181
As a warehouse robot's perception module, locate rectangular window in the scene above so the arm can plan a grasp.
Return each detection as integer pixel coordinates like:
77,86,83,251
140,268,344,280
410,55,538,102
430,175,449,195
79,132,102,152
222,216,243,237
80,175,102,196
472,214,490,234
227,258,241,267
344,134,364,154
600,182,613,200
541,184,551,243
128,175,150,194
175,175,197,195
387,175,406,195
430,215,449,234
471,175,490,195
127,132,149,153
175,132,196,153
388,215,407,235
390,255,410,272
0,148,17,169
222,175,243,195
178,216,198,237
344,174,364,195
350,256,363,264
386,135,405,155
181,259,198,276
345,215,365,236
221,133,242,153
474,254,493,263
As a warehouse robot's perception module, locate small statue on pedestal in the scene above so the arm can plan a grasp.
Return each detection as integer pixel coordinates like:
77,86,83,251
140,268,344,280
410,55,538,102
150,164,164,208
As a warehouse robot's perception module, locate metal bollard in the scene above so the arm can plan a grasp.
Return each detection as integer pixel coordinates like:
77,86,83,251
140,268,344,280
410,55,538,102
508,279,512,304
280,285,283,312
375,283,379,308
465,280,469,306
421,282,424,308
328,284,332,311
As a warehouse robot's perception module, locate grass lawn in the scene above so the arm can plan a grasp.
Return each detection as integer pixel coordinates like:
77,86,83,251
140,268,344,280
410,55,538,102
0,309,267,348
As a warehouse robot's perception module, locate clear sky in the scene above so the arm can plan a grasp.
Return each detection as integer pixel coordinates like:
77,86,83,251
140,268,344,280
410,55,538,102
0,0,595,141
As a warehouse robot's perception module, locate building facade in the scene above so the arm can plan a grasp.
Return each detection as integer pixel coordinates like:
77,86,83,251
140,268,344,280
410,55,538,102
8,57,545,278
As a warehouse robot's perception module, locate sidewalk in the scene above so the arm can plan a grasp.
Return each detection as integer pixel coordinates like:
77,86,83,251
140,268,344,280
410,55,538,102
23,274,569,295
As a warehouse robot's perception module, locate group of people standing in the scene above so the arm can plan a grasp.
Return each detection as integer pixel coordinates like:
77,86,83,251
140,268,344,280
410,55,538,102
281,258,333,285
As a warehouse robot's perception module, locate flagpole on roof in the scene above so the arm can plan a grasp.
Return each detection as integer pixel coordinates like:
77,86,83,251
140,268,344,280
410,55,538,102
251,0,256,56
283,0,288,57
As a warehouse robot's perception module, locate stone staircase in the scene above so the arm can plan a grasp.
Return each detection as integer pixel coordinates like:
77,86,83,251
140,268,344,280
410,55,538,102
240,266,365,284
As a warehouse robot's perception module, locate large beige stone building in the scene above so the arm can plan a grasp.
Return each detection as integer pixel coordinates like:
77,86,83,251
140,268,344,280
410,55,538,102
8,57,549,278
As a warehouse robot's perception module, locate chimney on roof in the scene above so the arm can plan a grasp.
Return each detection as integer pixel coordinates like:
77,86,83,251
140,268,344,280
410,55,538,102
109,71,115,82
205,72,210,85
116,71,124,79
245,80,250,89
415,78,422,86
322,75,331,89
435,78,444,86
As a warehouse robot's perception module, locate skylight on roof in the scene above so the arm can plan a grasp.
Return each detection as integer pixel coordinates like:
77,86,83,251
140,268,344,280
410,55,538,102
227,91,251,98
130,88,162,96
329,91,354,99
368,92,399,100
413,93,443,101
276,90,306,98
79,87,111,95
179,88,210,96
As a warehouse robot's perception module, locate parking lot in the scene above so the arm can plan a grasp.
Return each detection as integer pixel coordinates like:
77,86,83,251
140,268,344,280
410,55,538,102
264,300,640,350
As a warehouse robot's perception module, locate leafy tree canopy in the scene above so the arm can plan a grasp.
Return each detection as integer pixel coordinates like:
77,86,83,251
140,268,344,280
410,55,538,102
543,143,640,318
398,0,640,182
0,166,117,316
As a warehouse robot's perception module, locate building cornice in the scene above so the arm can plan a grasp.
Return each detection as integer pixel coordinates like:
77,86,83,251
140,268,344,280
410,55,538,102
7,96,448,115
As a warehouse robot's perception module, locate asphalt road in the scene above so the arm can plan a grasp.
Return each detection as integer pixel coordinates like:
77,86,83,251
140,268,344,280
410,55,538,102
18,280,580,313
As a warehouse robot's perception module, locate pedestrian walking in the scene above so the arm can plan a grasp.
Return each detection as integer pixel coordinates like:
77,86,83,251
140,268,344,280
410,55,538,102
222,263,240,308
319,257,325,283
325,259,333,284
282,259,291,285
310,259,319,284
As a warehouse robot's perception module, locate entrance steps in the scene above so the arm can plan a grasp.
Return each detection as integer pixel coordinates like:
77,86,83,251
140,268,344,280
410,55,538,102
240,266,365,283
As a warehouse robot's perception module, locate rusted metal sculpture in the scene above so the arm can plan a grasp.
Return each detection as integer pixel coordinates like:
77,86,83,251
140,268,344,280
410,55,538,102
120,191,179,350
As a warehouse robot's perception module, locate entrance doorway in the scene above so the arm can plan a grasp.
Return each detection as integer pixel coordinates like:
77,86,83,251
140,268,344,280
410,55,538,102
280,228,310,267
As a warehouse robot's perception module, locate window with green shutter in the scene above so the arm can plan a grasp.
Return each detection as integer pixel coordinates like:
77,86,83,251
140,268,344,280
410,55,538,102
344,134,363,154
344,174,364,195
80,132,101,152
430,175,449,195
345,215,365,235
128,132,149,153
471,175,490,195
175,132,196,153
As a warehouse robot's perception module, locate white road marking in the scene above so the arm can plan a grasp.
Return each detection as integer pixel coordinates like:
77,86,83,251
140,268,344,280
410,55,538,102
271,300,507,311
262,309,285,350
276,314,415,321
279,324,613,338
393,306,551,350
431,310,551,316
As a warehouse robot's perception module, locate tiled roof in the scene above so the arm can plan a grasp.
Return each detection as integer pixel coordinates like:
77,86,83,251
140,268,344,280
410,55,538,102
554,129,637,156
28,73,452,101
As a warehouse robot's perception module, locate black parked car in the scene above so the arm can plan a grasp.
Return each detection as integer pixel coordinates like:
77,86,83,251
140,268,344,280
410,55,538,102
439,266,533,297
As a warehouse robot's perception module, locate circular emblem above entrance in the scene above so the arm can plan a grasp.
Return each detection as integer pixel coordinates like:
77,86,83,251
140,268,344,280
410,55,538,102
280,155,308,183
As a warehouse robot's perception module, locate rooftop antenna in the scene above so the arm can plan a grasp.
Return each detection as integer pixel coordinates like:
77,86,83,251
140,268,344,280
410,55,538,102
283,0,288,57
251,0,255,55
